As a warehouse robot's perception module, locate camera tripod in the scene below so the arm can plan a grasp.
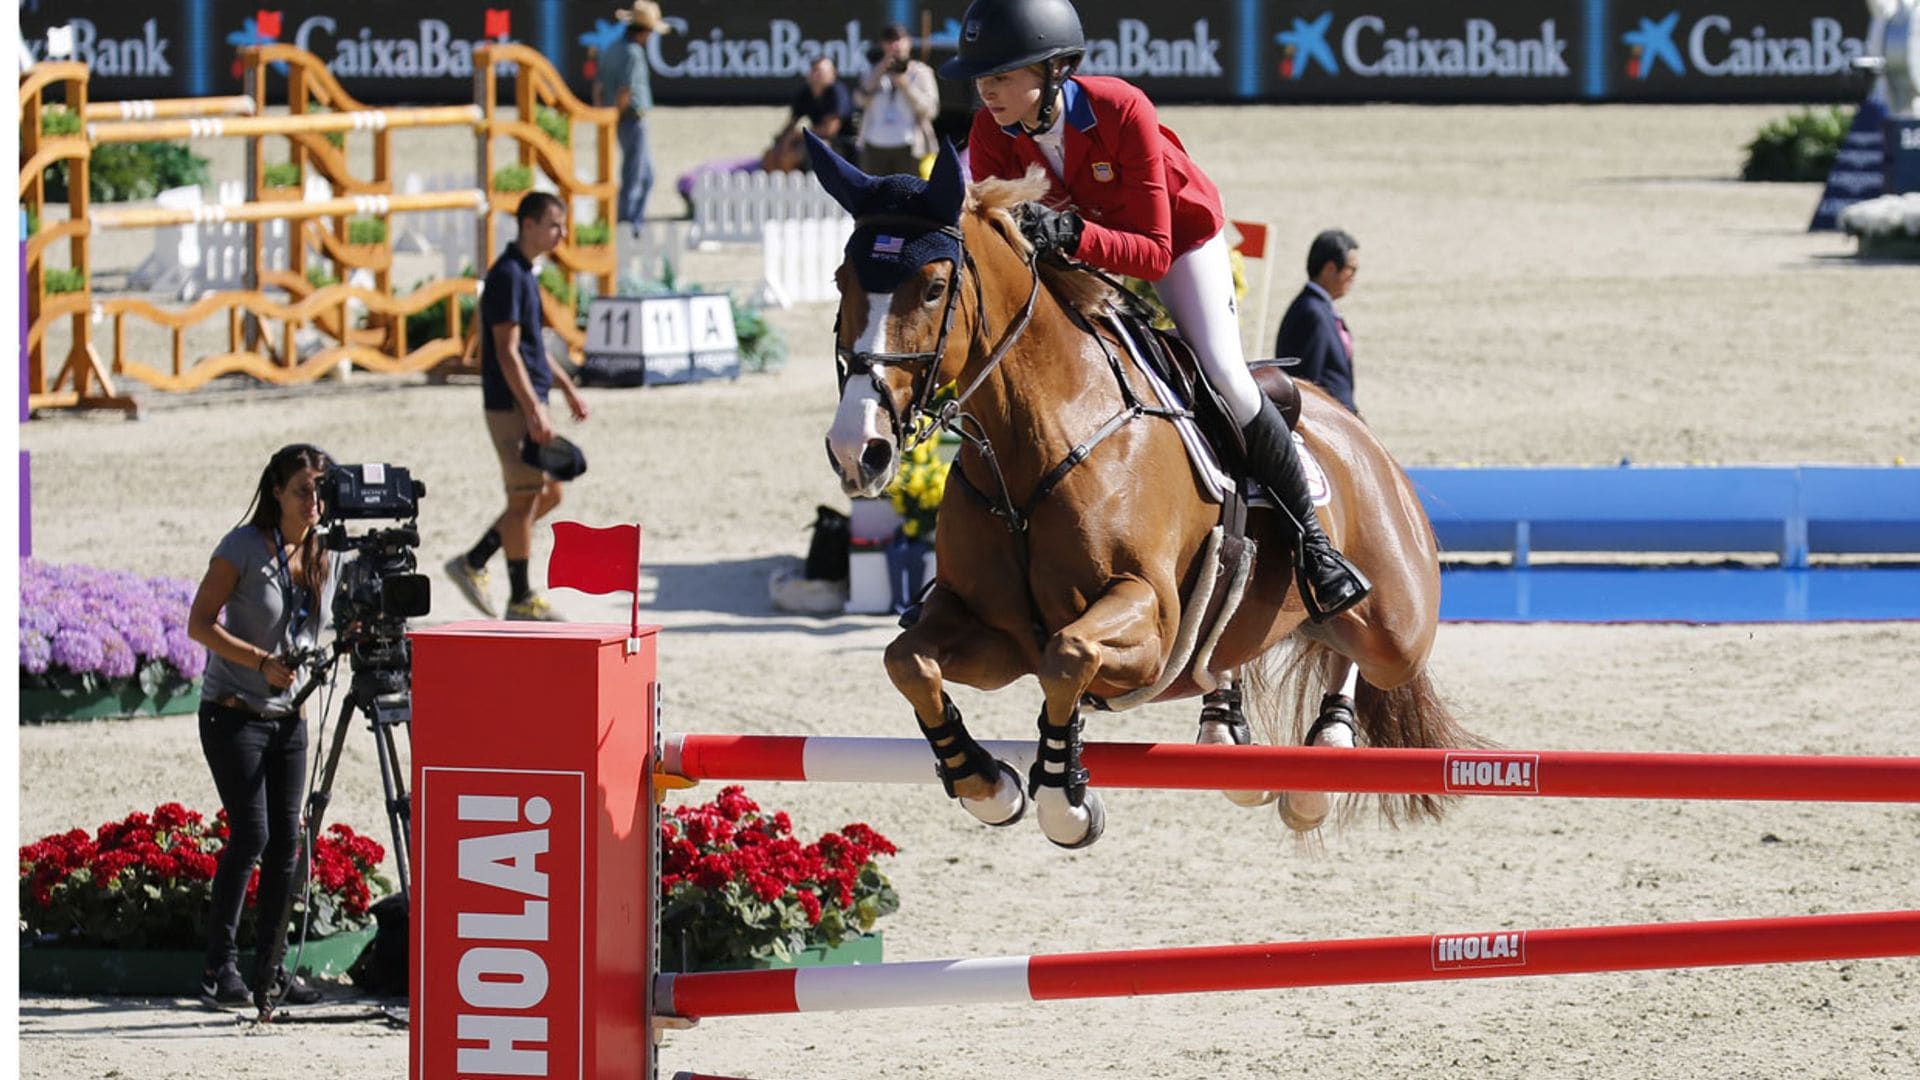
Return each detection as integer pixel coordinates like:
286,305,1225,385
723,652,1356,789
305,655,415,904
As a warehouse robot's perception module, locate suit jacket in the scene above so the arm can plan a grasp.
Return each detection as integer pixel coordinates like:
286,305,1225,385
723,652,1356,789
1274,285,1356,413
966,76,1224,281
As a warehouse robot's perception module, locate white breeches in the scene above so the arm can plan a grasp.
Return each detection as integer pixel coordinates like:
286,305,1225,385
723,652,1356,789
1153,230,1260,427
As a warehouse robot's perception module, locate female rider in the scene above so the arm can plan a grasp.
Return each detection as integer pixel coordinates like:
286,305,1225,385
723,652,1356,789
941,0,1370,621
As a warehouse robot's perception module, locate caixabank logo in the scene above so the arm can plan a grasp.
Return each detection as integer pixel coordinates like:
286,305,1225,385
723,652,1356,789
1620,9,1868,81
225,7,515,83
1270,7,1577,96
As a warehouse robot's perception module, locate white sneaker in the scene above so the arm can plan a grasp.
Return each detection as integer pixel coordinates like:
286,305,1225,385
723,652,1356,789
443,556,498,618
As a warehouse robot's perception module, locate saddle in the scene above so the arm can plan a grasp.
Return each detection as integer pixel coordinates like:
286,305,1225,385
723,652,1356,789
1099,305,1304,493
1085,306,1317,709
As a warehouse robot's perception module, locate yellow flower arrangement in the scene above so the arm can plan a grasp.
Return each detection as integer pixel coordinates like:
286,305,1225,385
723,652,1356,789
886,431,950,541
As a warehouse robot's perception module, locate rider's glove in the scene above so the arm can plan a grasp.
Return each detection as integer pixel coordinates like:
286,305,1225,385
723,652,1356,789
1016,202,1084,258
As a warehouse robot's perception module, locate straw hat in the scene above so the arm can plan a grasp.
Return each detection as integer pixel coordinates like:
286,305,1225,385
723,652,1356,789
615,1,672,33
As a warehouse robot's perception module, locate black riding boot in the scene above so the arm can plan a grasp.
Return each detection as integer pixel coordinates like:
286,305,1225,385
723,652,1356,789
1240,396,1372,621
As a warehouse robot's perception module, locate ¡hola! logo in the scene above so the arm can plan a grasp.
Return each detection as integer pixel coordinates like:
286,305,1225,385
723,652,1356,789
420,767,583,1080
1443,752,1540,794
1623,11,1866,79
1431,930,1528,970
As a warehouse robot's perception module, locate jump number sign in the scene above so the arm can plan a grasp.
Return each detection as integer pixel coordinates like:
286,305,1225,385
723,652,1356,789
584,294,740,386
587,296,690,357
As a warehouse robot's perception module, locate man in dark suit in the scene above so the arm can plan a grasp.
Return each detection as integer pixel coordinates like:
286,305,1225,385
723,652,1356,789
1274,228,1360,414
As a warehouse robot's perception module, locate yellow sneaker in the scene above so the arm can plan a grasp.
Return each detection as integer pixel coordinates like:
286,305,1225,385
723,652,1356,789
443,556,498,618
505,593,563,622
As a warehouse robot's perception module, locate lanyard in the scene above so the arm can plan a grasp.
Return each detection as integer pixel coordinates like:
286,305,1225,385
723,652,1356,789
272,528,313,633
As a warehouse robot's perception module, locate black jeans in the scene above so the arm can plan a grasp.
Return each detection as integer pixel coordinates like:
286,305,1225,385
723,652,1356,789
198,701,307,979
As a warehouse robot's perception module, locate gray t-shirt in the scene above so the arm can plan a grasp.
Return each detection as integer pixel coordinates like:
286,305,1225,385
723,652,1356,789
199,525,334,716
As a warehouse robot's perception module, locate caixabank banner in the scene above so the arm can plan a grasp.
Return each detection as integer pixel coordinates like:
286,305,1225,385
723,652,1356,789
566,0,894,106
16,0,1880,106
1253,2,1589,101
1603,4,1876,102
19,1,536,103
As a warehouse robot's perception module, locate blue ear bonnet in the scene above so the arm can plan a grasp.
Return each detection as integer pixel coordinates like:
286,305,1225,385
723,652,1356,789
843,178,962,294
805,132,967,295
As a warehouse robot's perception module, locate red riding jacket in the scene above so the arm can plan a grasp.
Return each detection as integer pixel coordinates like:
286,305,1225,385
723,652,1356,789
966,75,1226,282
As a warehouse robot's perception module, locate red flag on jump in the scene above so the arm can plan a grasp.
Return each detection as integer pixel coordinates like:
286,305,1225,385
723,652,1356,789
548,521,645,645
549,521,642,595
1230,220,1268,260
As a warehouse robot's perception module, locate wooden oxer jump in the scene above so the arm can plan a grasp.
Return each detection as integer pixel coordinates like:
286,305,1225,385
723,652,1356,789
660,733,1920,803
81,95,256,121
20,44,615,414
83,104,482,145
89,190,488,231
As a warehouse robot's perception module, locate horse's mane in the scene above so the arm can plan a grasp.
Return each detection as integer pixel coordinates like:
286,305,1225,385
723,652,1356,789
966,166,1123,319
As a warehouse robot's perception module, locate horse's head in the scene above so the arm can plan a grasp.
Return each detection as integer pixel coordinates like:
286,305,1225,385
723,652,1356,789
808,132,971,497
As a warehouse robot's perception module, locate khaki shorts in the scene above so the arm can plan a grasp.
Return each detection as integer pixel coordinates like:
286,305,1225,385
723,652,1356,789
485,408,548,496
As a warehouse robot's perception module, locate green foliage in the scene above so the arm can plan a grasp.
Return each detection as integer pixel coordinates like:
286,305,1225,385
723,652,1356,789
1742,106,1851,183
43,142,210,203
734,302,788,373
573,218,612,247
346,216,387,245
25,211,41,238
492,164,535,193
43,268,86,294
307,103,346,148
305,263,340,290
535,106,572,147
263,161,302,189
402,271,479,347
40,106,82,137
539,265,577,311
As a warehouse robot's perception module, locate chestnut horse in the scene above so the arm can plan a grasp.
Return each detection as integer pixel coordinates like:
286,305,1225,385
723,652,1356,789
809,134,1476,848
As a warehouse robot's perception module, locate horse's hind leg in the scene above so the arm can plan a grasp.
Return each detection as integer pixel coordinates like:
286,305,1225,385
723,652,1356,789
884,586,1031,827
1278,659,1361,832
1197,674,1279,808
1033,578,1166,848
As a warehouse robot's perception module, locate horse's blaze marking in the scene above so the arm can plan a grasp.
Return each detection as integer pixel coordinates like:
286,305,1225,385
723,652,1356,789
1431,931,1528,971
1443,753,1540,793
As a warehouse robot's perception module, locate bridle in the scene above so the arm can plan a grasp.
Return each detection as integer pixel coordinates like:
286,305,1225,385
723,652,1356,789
829,212,1042,464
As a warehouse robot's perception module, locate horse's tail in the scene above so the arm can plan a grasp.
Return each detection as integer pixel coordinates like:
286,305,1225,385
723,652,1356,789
1242,639,1487,827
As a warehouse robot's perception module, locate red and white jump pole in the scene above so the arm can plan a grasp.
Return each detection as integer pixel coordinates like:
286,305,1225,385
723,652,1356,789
659,909,1920,1019
409,618,1920,1080
662,734,1920,803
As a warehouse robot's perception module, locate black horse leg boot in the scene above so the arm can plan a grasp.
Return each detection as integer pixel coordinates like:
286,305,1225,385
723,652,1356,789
1240,396,1372,621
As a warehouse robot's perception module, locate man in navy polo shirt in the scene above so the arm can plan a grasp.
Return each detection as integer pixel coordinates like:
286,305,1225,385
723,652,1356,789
445,191,590,621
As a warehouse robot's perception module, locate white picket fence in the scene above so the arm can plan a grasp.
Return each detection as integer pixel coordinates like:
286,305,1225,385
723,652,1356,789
128,178,324,299
688,168,847,246
762,217,854,306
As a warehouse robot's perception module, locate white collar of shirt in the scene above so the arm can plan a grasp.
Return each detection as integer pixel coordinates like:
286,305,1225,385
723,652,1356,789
1305,281,1336,307
1031,125,1067,179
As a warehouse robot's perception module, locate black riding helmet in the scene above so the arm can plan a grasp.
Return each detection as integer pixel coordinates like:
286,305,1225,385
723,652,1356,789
939,0,1085,131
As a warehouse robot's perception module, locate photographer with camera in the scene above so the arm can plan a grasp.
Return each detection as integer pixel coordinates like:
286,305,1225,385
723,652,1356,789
186,443,335,1008
854,24,940,178
446,191,589,622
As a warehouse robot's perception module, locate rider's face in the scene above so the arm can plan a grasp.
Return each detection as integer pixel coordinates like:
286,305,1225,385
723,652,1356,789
975,67,1046,128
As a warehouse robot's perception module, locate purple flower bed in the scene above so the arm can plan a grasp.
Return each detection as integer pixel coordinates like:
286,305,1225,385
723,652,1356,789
19,559,206,698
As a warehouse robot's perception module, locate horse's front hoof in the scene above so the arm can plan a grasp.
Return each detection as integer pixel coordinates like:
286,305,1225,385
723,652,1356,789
1036,788,1106,849
960,761,1028,828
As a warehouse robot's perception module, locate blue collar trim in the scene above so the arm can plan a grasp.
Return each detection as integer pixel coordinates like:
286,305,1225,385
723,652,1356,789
999,78,1096,136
